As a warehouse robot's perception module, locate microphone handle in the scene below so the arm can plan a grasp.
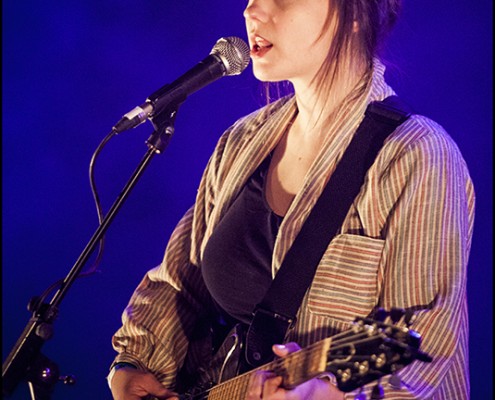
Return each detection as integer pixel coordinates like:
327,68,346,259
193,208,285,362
113,53,226,134
147,53,226,112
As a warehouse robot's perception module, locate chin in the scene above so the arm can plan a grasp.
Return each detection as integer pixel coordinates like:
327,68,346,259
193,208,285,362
252,65,285,83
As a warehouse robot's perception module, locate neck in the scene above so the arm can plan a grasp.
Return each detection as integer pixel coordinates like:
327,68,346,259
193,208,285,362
291,59,369,136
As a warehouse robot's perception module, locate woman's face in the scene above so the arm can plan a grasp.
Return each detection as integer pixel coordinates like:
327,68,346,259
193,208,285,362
244,0,334,87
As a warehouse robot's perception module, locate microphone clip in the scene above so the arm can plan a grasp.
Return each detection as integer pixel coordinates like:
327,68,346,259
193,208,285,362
146,104,180,154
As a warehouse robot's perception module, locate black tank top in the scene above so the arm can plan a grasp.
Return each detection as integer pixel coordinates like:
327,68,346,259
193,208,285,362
202,156,283,324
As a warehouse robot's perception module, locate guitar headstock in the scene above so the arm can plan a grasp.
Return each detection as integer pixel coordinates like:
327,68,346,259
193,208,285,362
327,309,432,393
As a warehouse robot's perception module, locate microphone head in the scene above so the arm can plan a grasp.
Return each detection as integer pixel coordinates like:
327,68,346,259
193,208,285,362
210,36,250,76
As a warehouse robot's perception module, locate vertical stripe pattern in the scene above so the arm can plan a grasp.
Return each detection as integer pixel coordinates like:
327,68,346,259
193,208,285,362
111,59,475,399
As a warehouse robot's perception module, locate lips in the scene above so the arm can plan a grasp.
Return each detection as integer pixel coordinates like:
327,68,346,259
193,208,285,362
251,35,273,57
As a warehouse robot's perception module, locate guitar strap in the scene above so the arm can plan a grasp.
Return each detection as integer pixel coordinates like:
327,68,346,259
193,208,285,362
245,95,413,367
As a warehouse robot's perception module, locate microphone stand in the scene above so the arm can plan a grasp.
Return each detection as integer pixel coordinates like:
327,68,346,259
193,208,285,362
2,105,180,399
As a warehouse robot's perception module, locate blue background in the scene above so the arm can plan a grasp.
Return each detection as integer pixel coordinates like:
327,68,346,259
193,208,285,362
3,1,492,399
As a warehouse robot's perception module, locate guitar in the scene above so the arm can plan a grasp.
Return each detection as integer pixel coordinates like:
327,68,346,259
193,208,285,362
179,310,432,399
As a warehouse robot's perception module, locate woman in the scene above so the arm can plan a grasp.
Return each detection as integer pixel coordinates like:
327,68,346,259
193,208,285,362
109,0,474,399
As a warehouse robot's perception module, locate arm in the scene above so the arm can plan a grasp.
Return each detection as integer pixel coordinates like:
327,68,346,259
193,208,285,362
110,125,236,391
109,99,295,397
110,205,211,386
348,119,475,399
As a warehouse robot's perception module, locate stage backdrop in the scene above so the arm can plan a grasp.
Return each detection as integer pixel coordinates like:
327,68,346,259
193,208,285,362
3,1,492,399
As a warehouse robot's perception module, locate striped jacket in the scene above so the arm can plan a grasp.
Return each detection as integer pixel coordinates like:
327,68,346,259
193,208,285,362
111,61,475,399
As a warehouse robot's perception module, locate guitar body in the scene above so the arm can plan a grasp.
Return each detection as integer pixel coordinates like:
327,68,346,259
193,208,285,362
177,311,432,400
178,324,249,400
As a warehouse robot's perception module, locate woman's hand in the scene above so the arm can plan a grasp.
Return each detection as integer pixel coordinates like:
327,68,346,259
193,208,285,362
245,343,345,400
110,366,179,400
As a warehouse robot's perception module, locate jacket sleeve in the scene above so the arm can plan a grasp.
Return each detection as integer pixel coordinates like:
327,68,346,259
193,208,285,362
110,126,234,388
347,118,475,399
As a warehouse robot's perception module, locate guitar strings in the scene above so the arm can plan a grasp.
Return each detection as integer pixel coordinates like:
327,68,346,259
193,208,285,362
182,327,380,399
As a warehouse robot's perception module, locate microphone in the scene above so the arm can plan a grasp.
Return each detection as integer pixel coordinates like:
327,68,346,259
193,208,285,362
113,36,250,133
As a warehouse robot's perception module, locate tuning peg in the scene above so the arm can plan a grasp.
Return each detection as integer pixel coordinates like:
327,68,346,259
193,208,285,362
370,380,385,399
373,308,388,322
390,308,405,324
404,309,417,327
407,329,422,349
389,373,402,389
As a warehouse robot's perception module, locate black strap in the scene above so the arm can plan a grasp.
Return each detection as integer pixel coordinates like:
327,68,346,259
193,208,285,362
245,96,412,367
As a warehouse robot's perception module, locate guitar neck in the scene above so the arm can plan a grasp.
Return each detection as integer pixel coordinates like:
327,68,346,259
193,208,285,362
181,312,432,399
206,337,332,399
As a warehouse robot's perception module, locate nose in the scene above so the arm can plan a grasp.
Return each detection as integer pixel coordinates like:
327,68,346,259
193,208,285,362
243,0,269,24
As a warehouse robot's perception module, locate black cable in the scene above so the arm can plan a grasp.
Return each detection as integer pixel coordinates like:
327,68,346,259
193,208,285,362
30,129,118,310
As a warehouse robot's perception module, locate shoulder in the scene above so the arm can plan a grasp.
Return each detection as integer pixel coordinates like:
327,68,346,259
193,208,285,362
224,95,293,140
200,95,294,188
371,112,474,199
384,113,468,169
213,95,294,158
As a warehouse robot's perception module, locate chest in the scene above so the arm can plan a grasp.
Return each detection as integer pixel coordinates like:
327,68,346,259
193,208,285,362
265,128,324,216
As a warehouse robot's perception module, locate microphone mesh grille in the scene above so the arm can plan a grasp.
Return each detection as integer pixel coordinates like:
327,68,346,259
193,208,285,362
211,37,250,76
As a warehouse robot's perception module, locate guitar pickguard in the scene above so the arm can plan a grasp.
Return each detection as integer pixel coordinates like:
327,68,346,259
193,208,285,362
179,324,248,399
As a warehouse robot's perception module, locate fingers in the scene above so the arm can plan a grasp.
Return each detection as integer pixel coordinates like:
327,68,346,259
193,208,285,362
245,342,303,399
246,370,267,400
263,374,283,398
245,370,281,400
272,342,301,358
111,368,178,400
145,374,179,399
